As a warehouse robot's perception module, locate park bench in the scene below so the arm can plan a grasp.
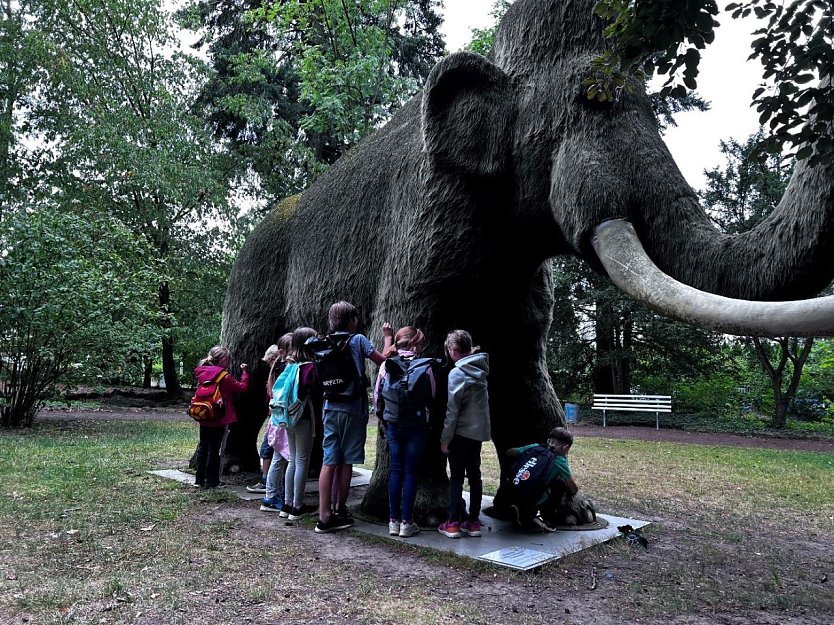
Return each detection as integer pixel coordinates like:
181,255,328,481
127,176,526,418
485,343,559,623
591,394,672,430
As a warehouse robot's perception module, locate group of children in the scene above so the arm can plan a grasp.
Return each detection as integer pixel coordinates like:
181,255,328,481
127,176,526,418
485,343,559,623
193,299,578,537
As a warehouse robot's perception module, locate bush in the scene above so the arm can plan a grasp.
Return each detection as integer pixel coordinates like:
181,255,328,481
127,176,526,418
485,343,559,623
0,208,159,427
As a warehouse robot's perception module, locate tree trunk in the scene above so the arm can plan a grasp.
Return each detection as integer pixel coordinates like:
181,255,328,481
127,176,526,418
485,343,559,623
752,336,814,430
158,281,181,397
771,398,789,429
593,301,616,394
143,355,153,389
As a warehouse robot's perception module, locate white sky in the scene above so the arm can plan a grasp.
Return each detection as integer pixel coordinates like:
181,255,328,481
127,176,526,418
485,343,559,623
440,2,763,192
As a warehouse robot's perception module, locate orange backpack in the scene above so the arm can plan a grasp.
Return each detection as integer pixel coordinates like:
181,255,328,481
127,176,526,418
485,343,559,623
187,371,229,422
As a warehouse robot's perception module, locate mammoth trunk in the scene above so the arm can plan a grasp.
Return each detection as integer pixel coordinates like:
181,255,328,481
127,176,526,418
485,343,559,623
553,108,834,337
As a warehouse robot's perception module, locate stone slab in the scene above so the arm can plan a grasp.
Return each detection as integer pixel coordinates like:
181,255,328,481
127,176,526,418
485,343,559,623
148,467,372,502
150,468,649,569
350,492,649,570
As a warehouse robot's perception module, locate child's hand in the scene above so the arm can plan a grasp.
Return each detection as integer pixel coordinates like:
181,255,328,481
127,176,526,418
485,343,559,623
240,363,248,371
382,322,394,338
441,443,449,455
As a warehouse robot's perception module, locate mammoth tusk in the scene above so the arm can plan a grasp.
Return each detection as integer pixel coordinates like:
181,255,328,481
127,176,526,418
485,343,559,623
592,219,834,338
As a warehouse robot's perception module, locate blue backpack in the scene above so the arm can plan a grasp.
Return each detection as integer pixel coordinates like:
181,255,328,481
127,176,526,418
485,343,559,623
269,362,309,429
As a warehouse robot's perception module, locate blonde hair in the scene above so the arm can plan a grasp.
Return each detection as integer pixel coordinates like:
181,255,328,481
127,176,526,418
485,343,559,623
200,345,230,367
263,344,280,364
445,330,479,356
384,326,426,358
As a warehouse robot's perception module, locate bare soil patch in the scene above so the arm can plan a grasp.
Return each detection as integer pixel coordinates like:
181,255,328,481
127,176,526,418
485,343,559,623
574,423,834,453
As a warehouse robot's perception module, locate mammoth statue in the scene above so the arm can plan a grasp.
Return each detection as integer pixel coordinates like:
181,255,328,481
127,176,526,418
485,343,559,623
222,0,834,522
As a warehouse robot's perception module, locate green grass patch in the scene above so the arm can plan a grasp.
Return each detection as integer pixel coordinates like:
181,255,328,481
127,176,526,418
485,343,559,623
2,418,833,623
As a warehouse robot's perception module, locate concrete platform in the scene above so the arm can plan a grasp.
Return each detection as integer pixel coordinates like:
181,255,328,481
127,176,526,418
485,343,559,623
148,467,373,502
350,491,649,570
150,467,649,570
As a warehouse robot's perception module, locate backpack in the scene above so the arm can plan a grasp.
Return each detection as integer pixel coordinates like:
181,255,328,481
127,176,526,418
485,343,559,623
269,362,309,429
509,445,557,505
380,355,438,427
305,333,365,400
187,371,229,422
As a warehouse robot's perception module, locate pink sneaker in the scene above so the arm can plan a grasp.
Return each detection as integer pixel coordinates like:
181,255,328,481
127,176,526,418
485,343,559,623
438,521,461,538
461,520,482,537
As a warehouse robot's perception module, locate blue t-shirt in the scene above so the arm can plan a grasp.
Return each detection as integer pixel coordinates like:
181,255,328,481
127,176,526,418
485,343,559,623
324,333,374,417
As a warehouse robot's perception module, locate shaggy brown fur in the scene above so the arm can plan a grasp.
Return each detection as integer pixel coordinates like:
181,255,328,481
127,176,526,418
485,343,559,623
222,0,834,519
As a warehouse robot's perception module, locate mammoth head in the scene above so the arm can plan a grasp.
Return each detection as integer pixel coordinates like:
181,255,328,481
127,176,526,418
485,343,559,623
422,0,834,338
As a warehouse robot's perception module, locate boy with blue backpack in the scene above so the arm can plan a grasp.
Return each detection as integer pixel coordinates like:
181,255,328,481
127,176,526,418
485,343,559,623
309,301,393,533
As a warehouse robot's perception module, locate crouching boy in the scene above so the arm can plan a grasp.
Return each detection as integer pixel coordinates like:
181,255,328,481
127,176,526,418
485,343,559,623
505,427,581,530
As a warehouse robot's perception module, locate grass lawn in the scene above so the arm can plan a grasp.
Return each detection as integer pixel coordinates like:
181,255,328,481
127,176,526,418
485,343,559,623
1,417,832,624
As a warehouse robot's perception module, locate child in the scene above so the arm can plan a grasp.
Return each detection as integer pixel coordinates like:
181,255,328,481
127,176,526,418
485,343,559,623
315,301,393,533
247,335,291,494
259,333,293,512
505,428,580,529
282,327,322,520
374,326,436,538
438,330,490,538
193,346,249,488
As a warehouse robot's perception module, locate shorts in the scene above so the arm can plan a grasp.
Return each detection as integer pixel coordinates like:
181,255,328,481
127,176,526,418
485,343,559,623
259,433,274,461
322,409,368,466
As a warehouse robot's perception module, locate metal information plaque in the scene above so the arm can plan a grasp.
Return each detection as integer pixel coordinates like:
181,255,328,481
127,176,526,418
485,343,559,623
477,547,559,571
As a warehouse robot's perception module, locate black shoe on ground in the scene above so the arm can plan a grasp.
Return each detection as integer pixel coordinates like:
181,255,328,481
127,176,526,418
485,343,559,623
335,506,353,519
288,504,316,521
315,514,354,534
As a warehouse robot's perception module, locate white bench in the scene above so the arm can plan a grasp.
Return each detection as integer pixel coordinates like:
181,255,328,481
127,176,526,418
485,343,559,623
591,394,672,430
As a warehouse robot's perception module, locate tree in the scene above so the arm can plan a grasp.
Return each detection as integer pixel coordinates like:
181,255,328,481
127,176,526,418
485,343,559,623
0,207,159,427
549,258,726,398
466,0,513,55
183,0,445,207
191,0,445,471
0,0,50,210
591,0,834,165
699,130,815,428
24,0,238,397
702,129,791,233
751,336,814,428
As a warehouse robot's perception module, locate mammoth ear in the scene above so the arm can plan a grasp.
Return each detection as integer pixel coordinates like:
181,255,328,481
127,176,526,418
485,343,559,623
422,52,514,177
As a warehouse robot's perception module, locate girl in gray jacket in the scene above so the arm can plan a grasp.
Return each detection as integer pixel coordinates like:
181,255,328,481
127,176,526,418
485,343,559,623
438,330,491,538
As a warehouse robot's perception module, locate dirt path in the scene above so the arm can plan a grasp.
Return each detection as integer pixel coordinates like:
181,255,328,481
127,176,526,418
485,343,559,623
572,423,834,453
38,407,834,453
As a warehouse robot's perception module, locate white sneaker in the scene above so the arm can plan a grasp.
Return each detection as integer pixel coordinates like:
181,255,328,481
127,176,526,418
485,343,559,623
388,520,401,536
279,509,290,518
398,522,420,538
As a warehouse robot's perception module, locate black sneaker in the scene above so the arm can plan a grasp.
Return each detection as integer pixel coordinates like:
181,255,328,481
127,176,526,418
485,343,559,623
335,506,353,520
315,514,354,534
288,504,316,521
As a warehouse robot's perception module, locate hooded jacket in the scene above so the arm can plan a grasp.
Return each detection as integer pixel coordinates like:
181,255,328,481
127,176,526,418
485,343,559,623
193,364,250,428
440,353,491,445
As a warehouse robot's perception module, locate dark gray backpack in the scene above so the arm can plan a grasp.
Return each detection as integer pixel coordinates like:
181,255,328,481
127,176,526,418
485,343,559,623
380,355,438,427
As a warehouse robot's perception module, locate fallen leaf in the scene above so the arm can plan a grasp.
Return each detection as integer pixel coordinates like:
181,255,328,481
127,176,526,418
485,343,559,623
140,525,156,532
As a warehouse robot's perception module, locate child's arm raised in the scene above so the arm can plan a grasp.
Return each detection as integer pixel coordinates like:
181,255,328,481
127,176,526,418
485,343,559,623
367,322,395,365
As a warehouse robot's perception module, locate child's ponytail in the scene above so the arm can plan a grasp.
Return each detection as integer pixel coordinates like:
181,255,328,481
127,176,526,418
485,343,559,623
444,329,478,356
385,326,425,357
